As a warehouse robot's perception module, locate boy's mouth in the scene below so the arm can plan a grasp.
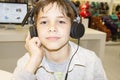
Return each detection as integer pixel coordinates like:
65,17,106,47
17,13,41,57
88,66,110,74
46,37,60,41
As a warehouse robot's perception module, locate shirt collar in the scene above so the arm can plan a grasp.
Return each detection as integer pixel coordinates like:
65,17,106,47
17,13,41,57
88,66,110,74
39,57,54,73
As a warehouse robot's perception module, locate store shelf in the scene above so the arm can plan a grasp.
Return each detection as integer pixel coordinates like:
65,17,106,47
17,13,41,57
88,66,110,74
106,40,120,45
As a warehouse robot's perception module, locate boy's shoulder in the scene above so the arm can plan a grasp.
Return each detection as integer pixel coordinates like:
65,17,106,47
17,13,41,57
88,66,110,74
69,41,100,61
69,41,102,68
16,53,30,67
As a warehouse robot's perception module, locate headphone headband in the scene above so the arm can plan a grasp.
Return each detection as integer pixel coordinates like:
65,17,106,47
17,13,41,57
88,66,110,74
65,0,80,23
65,0,79,15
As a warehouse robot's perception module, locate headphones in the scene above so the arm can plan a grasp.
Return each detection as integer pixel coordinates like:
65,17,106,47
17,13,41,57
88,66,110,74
66,0,85,39
23,0,85,39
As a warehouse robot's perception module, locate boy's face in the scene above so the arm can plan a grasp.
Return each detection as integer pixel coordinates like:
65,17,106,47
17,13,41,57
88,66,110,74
36,2,71,51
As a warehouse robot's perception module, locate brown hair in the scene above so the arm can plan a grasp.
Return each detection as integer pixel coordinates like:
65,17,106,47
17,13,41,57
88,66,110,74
33,0,75,25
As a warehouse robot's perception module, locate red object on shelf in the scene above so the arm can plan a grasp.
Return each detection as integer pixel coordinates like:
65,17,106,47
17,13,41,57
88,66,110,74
80,10,91,18
80,1,90,10
79,1,91,18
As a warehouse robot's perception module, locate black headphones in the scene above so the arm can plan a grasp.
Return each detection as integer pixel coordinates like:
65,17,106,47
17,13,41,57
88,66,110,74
66,0,85,39
22,0,85,39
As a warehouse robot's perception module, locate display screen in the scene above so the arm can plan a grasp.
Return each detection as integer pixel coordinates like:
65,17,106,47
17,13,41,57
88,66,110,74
0,2,27,24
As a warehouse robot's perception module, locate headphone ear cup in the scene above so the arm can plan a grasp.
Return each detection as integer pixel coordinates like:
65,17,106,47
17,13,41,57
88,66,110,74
70,22,85,39
29,25,38,38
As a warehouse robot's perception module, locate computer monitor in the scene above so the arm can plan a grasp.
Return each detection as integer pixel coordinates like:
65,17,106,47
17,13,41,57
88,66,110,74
0,2,27,24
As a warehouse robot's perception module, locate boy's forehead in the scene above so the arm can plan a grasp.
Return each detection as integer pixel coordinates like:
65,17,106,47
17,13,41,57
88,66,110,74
38,2,67,17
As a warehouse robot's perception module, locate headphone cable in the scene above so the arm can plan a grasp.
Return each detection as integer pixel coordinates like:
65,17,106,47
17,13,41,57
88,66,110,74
65,38,80,80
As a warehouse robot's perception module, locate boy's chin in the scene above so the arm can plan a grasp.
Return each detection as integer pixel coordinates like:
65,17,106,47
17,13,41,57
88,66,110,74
43,45,63,52
43,42,68,52
41,39,69,51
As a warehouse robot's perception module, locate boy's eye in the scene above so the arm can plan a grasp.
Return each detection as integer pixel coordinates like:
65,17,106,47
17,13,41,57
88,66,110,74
59,21,66,24
40,21,47,24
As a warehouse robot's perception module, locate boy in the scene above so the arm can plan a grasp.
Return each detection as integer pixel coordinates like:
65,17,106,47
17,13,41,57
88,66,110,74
12,0,107,80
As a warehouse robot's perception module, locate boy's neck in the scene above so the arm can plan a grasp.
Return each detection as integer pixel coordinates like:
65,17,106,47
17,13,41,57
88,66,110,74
43,44,71,63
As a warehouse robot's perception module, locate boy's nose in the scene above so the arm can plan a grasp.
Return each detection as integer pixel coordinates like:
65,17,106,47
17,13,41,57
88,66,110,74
48,26,57,32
